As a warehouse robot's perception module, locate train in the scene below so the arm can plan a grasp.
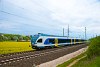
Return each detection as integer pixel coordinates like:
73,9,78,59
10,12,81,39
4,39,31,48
30,33,86,49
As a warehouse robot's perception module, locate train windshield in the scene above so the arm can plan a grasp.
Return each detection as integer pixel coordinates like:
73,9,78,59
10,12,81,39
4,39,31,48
30,35,39,44
37,39,42,43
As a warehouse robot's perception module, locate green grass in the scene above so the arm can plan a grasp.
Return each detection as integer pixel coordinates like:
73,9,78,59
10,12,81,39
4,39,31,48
87,36,100,58
0,42,34,54
72,56,100,67
57,52,86,67
57,52,100,67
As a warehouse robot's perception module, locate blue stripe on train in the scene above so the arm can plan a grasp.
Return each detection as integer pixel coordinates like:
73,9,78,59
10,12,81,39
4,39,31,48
44,38,54,45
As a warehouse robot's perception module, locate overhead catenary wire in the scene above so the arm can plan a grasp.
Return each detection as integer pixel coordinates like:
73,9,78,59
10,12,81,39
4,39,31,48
0,0,89,38
1,2,62,27
0,19,57,35
0,10,62,30
0,0,64,35
0,0,68,31
0,0,61,29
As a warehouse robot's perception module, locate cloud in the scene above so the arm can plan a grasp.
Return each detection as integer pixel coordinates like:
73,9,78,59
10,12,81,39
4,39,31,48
44,0,100,35
47,0,100,21
0,0,100,38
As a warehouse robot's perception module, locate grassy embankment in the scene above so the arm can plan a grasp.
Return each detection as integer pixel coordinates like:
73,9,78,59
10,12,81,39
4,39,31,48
0,42,33,54
71,55,100,67
57,52,100,67
57,52,86,67
57,36,100,67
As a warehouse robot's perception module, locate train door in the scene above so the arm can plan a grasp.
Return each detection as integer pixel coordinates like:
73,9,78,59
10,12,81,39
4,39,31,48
71,39,72,45
74,39,76,44
55,38,58,47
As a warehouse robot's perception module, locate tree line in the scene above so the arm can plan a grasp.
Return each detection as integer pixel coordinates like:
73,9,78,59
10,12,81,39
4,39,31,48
0,33,30,42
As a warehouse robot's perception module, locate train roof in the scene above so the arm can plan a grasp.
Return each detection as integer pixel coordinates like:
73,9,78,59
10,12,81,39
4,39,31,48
31,33,68,37
31,33,84,39
38,33,68,37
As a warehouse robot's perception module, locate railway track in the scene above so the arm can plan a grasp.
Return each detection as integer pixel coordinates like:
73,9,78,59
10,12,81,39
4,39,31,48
0,44,87,67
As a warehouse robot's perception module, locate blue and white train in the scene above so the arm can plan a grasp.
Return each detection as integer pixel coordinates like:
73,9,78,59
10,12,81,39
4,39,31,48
30,33,86,49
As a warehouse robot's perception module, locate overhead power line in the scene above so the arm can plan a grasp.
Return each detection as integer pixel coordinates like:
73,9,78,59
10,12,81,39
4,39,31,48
0,1,61,29
0,10,60,29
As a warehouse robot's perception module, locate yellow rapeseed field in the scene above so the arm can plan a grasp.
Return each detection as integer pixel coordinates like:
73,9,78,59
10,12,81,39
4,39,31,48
0,42,34,54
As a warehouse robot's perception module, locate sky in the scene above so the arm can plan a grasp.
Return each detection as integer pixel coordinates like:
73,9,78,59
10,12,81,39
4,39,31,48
0,0,100,39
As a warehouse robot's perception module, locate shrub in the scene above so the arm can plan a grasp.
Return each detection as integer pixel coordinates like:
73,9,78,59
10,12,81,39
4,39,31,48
12,36,18,41
0,35,3,41
18,36,23,41
87,36,100,58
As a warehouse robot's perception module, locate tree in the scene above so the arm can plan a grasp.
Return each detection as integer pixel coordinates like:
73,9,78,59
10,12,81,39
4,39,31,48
23,36,30,41
3,36,8,41
7,36,11,41
18,36,23,41
0,34,3,41
12,36,18,41
24,36,29,41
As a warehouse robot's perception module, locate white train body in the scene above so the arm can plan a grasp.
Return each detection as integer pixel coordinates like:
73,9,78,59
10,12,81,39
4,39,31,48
30,33,85,49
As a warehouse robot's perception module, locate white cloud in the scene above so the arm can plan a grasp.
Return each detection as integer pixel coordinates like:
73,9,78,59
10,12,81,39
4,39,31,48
47,0,100,20
42,0,100,35
0,0,100,38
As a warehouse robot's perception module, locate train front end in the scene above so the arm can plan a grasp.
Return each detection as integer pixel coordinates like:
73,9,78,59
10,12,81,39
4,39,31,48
30,34,39,49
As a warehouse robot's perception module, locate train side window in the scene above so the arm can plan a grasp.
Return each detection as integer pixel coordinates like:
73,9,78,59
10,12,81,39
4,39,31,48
58,39,68,43
67,39,71,43
49,39,55,44
37,39,42,43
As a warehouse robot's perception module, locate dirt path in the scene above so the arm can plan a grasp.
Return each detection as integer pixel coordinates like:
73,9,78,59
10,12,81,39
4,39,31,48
67,55,86,67
37,46,88,67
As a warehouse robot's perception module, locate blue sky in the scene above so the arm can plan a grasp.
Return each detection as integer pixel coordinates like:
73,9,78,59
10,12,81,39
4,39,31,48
0,0,100,39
